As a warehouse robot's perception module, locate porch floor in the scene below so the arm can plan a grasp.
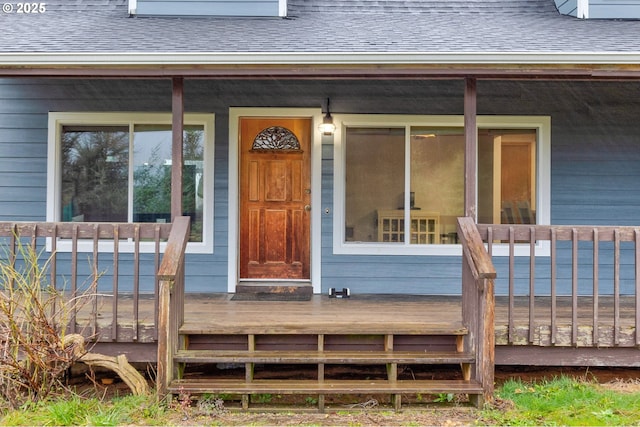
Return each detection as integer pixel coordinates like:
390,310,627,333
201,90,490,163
179,293,466,335
85,293,637,348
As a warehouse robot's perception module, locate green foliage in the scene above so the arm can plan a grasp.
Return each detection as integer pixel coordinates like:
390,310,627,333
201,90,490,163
251,393,273,404
0,394,165,426
483,376,640,426
434,393,454,403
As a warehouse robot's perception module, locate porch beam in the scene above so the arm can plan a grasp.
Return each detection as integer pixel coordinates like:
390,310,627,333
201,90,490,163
171,77,184,221
3,65,640,80
464,77,477,219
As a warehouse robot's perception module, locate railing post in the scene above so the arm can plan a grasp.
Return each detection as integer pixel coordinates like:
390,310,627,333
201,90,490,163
157,278,173,398
458,217,496,406
156,216,191,399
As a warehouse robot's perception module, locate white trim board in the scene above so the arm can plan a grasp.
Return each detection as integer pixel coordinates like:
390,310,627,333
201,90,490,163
3,52,640,66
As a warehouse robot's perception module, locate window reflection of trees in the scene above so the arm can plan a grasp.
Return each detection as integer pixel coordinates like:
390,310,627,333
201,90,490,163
61,127,204,242
61,128,129,222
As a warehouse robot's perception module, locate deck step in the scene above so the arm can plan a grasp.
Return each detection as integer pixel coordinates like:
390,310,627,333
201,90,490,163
168,378,484,395
179,324,469,335
174,349,474,365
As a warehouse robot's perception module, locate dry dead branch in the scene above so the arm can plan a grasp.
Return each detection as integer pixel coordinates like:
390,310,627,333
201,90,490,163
63,334,149,395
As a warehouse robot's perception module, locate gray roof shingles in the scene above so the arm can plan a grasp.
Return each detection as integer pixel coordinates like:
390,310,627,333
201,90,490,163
0,0,638,54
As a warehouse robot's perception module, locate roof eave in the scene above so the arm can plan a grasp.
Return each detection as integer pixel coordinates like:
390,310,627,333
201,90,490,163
2,51,640,66
1,52,640,79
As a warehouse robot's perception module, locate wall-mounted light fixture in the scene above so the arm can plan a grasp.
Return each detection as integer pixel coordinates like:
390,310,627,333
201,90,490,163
318,98,336,135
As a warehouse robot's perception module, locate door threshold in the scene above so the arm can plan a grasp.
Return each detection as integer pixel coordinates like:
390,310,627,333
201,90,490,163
236,280,313,296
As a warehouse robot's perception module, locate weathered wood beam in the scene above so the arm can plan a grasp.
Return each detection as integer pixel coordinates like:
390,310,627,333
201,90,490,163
464,78,477,219
0,221,172,239
171,77,184,221
476,224,640,242
496,345,640,367
2,65,640,80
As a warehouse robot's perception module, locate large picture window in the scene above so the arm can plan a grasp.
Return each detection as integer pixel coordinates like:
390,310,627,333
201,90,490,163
334,115,550,255
48,113,214,253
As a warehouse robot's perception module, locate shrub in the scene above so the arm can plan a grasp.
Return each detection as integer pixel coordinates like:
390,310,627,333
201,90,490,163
0,240,98,409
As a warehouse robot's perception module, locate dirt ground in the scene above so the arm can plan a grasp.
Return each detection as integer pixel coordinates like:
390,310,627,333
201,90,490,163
70,365,640,426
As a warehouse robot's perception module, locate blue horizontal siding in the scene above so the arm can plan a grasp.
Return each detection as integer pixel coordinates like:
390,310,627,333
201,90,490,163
1,79,640,295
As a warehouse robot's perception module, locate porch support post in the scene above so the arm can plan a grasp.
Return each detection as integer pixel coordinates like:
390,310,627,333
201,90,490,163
464,77,478,219
171,77,184,221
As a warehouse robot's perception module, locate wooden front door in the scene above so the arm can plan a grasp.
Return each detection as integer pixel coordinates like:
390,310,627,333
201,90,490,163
239,117,311,279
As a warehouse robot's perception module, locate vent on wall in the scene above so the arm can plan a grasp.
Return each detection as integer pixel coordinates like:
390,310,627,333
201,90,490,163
129,0,287,17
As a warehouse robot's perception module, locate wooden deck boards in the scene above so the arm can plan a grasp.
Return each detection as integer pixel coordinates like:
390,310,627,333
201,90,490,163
80,293,638,347
180,294,466,335
168,378,484,395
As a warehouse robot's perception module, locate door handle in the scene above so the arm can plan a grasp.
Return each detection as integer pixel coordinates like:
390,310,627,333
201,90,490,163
304,205,312,212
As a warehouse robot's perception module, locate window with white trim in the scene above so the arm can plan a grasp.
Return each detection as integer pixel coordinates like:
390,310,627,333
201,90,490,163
47,113,214,253
333,115,550,256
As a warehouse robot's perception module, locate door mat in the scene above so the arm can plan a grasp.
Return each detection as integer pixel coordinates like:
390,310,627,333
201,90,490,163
231,293,312,301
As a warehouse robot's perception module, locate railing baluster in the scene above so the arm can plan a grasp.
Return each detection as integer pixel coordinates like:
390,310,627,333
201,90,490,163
593,228,599,346
70,224,78,334
529,227,536,343
636,229,640,347
9,223,16,288
508,226,515,344
572,228,578,346
50,224,58,320
614,229,620,346
112,224,119,341
487,226,493,256
29,224,37,286
133,224,140,342
92,224,99,337
551,228,557,345
154,225,161,342
30,224,37,251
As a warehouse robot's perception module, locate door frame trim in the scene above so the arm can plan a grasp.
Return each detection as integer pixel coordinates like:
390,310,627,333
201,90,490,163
228,108,323,293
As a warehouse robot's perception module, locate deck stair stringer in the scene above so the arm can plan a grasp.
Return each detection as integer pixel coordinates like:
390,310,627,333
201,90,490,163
167,320,483,411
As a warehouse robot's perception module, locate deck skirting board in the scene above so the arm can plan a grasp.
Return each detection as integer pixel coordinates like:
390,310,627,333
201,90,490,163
496,346,640,367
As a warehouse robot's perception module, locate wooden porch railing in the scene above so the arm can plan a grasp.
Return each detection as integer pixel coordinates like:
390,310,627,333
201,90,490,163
457,217,497,404
156,216,190,398
0,221,175,342
476,223,640,348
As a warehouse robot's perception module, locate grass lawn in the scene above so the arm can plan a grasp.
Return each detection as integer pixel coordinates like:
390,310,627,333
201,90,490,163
1,375,640,426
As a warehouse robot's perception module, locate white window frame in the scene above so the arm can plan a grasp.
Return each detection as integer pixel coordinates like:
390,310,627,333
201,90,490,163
47,112,215,254
333,114,551,257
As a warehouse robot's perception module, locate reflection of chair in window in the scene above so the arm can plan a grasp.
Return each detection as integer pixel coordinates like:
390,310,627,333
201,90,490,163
501,200,535,224
516,201,535,224
501,201,517,224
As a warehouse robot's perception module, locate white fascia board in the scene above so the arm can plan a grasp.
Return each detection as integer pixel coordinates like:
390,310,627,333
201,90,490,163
2,51,640,66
